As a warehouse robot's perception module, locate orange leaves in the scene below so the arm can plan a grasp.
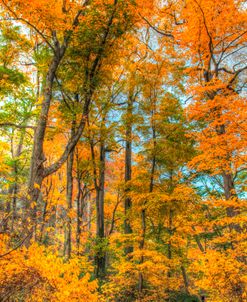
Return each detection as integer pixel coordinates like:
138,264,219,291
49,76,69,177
0,238,98,301
190,249,247,302
177,0,246,60
101,248,171,301
0,0,80,34
0,0,246,301
187,94,247,175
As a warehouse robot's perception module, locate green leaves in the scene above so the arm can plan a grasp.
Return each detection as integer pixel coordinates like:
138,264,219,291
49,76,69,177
0,66,26,94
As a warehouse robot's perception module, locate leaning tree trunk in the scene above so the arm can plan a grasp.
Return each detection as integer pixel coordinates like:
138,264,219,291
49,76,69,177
27,51,64,236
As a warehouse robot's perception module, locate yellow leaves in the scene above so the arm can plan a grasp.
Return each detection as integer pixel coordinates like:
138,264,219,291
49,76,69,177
0,238,98,302
190,249,247,302
102,243,185,301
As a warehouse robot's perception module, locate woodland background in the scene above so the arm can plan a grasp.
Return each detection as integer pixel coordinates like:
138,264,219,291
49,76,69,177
0,0,246,301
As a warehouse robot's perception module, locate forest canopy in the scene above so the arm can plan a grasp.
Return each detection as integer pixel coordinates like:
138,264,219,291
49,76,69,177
0,0,246,301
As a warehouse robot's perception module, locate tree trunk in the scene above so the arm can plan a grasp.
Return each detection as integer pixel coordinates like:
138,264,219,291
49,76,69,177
4,128,26,233
181,265,190,294
95,140,106,278
76,178,82,255
124,95,133,255
27,51,64,234
64,122,75,260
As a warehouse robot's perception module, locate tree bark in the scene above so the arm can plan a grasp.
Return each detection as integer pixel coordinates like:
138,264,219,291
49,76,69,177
124,95,133,255
64,122,75,260
27,49,65,233
95,139,106,278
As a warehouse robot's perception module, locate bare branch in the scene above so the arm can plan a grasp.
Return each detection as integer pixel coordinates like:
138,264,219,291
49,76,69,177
140,14,174,38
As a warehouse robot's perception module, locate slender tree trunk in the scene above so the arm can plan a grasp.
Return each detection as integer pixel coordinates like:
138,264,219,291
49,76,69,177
87,191,92,232
168,208,172,270
76,180,87,255
124,95,133,255
3,128,26,233
89,111,107,278
181,265,190,294
95,139,106,278
64,122,75,260
76,178,82,254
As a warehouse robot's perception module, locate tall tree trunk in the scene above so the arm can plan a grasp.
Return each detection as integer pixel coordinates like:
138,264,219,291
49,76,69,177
89,110,107,279
76,177,82,255
95,139,106,278
124,95,133,255
64,122,75,260
27,51,64,234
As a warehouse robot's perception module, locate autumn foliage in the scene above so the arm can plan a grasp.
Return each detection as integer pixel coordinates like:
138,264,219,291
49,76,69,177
0,0,246,301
